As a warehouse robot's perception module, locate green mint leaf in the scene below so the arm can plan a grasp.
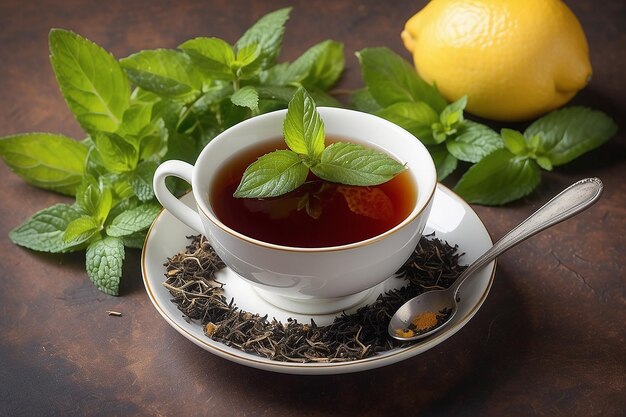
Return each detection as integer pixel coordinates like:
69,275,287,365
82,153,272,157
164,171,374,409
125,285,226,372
106,194,137,222
235,43,261,67
84,144,108,178
524,107,618,166
163,134,198,166
176,84,233,134
106,202,161,237
527,134,542,154
235,7,291,70
454,149,541,205
428,144,458,181
120,49,203,100
310,142,405,186
118,101,154,137
446,121,504,163
49,29,130,134
232,43,262,79
256,85,340,108
0,133,88,196
179,37,235,80
94,133,138,173
86,236,125,296
288,40,344,90
122,230,148,249
234,150,308,198
256,85,298,103
131,160,159,201
431,123,447,144
138,119,168,161
536,156,553,171
356,47,447,112
217,99,250,132
9,204,85,253
376,101,439,145
500,128,527,156
76,178,112,223
350,88,382,113
307,89,342,108
230,86,259,112
76,176,100,214
63,215,100,244
112,180,135,203
283,87,325,158
440,95,467,129
151,96,184,132
259,62,293,85
301,40,344,90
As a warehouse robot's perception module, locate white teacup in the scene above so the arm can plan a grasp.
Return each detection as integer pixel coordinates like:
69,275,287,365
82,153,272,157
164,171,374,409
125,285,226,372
153,107,437,314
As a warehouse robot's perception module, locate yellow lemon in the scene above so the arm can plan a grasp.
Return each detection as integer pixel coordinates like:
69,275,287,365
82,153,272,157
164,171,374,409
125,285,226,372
401,0,592,121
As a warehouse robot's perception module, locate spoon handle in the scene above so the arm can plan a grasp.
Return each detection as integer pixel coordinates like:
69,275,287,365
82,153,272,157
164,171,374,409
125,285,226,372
451,178,603,296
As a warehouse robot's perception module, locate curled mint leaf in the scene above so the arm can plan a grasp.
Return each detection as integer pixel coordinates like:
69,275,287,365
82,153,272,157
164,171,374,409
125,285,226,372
234,150,308,198
311,142,405,186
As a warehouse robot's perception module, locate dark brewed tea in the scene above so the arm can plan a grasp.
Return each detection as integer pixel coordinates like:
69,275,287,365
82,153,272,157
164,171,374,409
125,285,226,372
209,139,417,247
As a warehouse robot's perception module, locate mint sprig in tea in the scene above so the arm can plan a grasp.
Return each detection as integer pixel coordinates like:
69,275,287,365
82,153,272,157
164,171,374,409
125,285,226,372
211,88,415,247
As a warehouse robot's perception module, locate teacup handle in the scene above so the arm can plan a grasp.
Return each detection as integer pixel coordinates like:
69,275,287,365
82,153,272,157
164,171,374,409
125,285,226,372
153,160,205,234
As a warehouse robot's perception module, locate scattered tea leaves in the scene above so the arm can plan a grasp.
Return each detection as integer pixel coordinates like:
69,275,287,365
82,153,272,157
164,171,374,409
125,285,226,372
163,234,466,363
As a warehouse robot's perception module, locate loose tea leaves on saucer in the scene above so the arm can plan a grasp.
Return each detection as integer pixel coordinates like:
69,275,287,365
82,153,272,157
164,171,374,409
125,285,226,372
163,234,466,363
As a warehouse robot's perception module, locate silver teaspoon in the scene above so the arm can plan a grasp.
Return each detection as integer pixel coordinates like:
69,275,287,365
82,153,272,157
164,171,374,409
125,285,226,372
389,177,603,342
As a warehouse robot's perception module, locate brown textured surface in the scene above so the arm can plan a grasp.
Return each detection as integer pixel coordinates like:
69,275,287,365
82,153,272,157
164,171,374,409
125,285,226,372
0,1,624,416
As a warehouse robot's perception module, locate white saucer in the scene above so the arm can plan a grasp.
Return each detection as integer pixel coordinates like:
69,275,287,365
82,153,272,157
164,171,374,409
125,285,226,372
142,184,495,375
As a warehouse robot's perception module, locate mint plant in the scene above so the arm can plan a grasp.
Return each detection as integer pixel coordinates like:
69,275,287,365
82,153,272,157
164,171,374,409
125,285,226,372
353,47,617,205
455,107,618,204
0,8,345,295
234,88,405,198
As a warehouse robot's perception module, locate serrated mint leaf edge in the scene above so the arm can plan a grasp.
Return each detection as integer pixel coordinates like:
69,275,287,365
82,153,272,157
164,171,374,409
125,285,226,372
9,203,85,253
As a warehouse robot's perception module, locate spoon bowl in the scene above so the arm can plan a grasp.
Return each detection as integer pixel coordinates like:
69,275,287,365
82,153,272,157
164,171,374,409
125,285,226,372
389,178,603,342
